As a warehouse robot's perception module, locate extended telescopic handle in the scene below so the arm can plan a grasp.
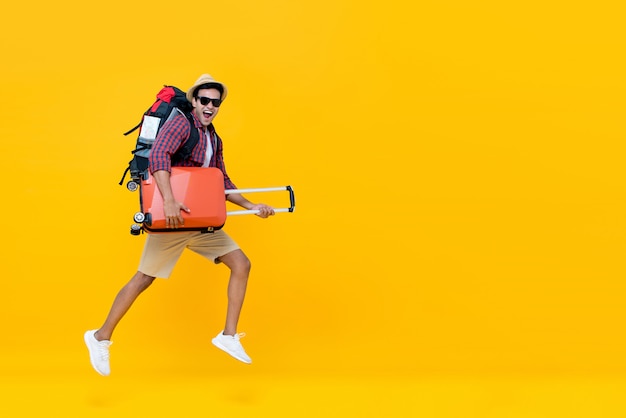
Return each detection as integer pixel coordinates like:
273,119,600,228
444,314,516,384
225,185,295,216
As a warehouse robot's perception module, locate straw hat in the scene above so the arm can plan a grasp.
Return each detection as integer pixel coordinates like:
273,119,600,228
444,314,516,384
186,73,228,103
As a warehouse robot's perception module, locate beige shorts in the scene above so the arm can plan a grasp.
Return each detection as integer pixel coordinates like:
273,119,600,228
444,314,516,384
138,229,240,278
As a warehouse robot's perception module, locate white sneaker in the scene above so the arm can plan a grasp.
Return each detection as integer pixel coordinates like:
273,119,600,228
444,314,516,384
84,330,112,376
212,331,252,364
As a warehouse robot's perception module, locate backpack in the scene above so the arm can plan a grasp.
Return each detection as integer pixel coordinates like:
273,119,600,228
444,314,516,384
118,85,200,189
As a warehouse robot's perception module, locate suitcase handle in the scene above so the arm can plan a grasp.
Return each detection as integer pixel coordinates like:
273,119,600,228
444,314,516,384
225,185,295,216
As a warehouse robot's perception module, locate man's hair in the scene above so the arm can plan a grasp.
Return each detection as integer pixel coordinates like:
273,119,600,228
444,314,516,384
193,83,224,98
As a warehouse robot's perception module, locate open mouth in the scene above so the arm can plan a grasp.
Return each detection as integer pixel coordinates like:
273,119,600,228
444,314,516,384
203,110,214,118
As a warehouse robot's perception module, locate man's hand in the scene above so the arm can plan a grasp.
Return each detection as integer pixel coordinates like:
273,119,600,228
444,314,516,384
250,203,275,219
164,199,190,228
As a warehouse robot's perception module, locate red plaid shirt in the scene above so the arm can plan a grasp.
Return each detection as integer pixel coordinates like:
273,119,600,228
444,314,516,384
149,111,236,190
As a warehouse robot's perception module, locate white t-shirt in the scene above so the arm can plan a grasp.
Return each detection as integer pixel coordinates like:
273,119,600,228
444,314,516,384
202,130,214,167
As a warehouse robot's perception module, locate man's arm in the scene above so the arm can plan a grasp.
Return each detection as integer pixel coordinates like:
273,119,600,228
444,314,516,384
149,114,191,174
227,192,275,218
153,169,190,228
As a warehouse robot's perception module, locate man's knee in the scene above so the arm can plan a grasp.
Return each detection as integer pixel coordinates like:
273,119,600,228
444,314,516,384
232,255,251,275
222,251,251,274
239,256,251,274
132,271,156,291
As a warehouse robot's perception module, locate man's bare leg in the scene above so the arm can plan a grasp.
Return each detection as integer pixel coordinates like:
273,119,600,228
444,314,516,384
217,249,251,336
95,271,156,341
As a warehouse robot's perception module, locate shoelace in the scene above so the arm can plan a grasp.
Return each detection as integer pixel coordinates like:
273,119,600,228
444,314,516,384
97,341,112,360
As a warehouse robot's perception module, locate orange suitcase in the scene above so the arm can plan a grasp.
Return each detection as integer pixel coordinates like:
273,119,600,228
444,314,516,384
128,167,296,235
138,167,227,233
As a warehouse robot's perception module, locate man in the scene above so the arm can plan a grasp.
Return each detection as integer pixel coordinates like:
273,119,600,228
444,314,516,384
84,74,274,376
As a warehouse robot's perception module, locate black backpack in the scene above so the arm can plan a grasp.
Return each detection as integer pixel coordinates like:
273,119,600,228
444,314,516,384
119,85,200,190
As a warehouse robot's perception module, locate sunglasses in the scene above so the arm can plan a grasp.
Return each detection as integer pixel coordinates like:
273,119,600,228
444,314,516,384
196,96,222,107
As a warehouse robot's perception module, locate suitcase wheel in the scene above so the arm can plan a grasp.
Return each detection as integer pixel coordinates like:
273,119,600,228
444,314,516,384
126,181,139,192
133,212,146,223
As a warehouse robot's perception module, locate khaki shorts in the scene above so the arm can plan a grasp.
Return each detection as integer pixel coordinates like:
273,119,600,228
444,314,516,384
138,229,240,278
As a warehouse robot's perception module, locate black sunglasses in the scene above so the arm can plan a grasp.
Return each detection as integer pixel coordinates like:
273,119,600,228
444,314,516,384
196,96,222,107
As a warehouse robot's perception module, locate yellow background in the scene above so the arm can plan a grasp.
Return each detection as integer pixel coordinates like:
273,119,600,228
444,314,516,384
2,0,626,416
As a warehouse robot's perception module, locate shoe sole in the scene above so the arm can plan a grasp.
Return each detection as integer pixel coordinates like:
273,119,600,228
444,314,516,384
211,338,252,364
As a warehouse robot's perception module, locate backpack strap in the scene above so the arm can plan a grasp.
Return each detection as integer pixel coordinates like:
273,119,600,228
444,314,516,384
123,122,142,137
171,112,201,164
118,166,131,185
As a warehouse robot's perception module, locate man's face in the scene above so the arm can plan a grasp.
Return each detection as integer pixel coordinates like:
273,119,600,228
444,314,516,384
192,87,222,127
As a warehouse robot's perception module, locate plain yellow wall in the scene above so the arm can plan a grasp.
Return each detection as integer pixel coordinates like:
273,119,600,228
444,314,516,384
1,0,625,379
